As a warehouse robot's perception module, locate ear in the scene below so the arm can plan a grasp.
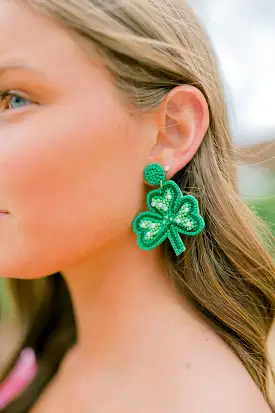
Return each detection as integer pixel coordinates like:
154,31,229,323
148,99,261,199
149,85,209,179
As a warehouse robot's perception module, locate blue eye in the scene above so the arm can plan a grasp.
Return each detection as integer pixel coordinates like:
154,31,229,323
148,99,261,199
9,95,31,109
0,91,33,111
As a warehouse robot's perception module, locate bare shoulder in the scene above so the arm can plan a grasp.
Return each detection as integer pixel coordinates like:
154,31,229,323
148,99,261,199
179,327,272,413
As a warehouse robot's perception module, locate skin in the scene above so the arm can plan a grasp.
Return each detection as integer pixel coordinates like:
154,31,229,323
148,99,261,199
0,1,272,412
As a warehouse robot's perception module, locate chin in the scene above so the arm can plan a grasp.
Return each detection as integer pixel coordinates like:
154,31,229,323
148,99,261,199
0,258,58,280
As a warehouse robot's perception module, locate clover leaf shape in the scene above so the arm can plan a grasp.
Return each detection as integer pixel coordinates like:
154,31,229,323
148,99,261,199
133,176,205,256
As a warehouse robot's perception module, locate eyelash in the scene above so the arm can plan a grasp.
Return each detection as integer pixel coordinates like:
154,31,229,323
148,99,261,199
0,89,34,110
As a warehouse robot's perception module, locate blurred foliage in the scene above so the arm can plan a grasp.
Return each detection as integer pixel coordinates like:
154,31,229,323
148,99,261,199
0,279,10,318
247,195,275,258
249,196,275,233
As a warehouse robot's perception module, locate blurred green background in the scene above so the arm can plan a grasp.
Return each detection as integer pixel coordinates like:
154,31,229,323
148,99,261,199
252,195,275,233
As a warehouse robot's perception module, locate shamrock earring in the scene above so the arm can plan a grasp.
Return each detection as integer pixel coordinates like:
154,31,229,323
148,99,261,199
132,163,205,256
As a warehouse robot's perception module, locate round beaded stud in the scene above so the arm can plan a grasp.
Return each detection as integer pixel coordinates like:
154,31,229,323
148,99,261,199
144,163,166,186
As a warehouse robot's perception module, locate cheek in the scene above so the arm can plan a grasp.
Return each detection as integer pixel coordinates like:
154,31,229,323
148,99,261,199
0,99,145,278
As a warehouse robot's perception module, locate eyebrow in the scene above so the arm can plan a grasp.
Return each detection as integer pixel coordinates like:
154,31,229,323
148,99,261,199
0,62,45,77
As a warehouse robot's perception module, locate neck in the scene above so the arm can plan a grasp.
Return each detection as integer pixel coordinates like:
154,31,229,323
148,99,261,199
61,234,194,369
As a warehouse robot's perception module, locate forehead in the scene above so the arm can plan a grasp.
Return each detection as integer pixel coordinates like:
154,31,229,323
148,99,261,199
0,1,89,74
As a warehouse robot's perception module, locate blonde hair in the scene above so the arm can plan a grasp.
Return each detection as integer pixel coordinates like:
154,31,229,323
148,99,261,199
2,0,275,411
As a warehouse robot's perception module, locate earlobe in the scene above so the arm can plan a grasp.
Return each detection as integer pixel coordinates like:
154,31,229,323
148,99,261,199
149,85,209,178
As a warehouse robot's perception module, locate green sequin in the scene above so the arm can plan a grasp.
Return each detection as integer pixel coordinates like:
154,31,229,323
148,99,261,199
133,164,205,256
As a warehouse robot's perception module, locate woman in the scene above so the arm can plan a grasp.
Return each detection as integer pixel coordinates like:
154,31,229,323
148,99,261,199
0,0,274,411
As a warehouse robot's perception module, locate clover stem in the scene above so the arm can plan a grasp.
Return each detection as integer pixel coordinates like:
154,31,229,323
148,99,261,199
168,226,186,256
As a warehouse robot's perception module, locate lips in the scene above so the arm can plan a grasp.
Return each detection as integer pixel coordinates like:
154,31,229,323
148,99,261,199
0,211,9,214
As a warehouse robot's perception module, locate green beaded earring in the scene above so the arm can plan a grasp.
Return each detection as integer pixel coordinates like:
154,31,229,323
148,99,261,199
132,163,205,256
